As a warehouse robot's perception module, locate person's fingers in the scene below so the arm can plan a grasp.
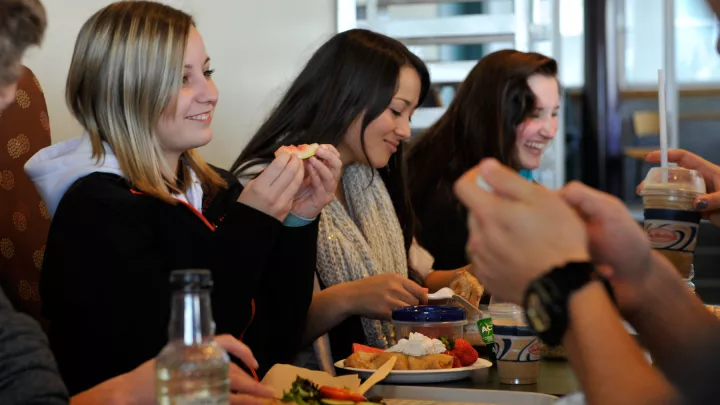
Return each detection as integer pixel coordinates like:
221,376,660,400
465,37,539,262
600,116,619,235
465,216,490,282
400,279,429,304
314,145,340,164
309,157,336,193
228,372,274,399
255,153,292,190
467,251,490,290
315,148,342,185
646,149,718,180
388,296,417,311
476,158,539,202
390,284,420,307
276,160,304,206
636,180,645,196
646,149,703,167
694,191,720,211
216,335,259,370
466,212,488,253
319,144,341,159
560,181,613,222
305,163,324,196
271,154,303,189
454,165,502,225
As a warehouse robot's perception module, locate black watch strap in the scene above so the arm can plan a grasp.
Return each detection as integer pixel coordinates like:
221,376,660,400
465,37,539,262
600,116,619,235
523,262,597,346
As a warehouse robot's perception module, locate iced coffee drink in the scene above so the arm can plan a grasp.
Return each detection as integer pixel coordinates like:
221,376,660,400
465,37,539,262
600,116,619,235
640,167,706,279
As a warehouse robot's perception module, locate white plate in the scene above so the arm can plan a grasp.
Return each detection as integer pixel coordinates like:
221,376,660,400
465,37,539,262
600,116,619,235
334,358,492,384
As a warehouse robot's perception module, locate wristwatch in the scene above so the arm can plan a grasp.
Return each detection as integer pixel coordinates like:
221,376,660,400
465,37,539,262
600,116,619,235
523,261,602,346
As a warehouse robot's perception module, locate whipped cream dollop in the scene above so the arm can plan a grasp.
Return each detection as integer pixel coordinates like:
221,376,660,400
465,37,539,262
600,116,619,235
386,332,447,356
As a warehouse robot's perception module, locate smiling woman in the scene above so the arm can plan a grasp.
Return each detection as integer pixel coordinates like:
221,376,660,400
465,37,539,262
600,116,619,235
24,0,341,397
407,49,559,273
231,29,441,368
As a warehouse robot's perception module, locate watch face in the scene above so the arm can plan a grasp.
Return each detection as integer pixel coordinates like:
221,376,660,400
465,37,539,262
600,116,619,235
527,292,551,333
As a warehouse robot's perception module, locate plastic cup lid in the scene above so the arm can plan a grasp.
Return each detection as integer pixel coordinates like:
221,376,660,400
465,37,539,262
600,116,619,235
488,302,524,316
392,305,466,322
640,167,706,196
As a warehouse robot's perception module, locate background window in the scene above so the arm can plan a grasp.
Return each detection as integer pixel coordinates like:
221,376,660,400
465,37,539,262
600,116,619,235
622,0,720,87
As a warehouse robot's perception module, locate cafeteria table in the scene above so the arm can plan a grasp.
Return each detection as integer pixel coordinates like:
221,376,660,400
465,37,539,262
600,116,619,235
381,359,578,398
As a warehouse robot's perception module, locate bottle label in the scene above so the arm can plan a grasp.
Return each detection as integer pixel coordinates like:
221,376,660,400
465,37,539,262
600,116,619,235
478,317,495,345
643,209,701,253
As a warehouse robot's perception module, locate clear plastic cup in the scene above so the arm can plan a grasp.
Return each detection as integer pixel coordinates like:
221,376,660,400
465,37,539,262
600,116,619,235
640,167,706,280
488,302,541,385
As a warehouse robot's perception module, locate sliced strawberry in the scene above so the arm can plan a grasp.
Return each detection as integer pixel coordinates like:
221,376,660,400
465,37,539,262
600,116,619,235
443,350,462,368
452,339,479,367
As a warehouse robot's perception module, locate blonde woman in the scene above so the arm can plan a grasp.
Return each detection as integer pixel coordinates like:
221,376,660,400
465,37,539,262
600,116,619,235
25,1,340,397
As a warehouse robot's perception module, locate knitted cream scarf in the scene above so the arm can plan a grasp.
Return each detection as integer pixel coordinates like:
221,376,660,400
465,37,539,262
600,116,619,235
316,163,408,349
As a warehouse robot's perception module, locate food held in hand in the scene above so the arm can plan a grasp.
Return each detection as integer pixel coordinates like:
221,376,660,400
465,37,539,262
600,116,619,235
449,270,484,307
275,144,320,160
280,377,383,405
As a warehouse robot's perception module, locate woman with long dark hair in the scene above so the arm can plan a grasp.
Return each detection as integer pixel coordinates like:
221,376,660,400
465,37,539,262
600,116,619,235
407,49,560,272
232,29,478,365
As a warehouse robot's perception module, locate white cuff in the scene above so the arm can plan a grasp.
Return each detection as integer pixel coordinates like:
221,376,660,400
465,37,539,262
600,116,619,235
409,238,435,279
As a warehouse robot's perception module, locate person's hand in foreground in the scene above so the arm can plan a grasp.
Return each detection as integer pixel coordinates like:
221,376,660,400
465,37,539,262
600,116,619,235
453,158,589,304
71,334,274,405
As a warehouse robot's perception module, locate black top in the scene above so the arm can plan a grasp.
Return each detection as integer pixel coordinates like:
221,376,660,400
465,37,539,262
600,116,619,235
0,286,68,404
40,169,317,395
410,174,469,271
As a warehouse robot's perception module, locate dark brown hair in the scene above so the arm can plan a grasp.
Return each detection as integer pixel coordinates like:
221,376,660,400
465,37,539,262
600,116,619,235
407,49,558,186
231,29,430,253
0,0,46,86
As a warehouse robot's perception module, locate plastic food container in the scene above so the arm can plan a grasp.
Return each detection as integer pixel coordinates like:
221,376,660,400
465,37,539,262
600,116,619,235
392,305,467,340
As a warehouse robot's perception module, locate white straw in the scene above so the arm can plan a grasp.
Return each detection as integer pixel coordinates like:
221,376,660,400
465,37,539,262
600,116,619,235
658,69,669,182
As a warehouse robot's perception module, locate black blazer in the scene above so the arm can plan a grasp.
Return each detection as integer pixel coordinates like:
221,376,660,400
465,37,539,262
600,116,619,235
41,169,317,394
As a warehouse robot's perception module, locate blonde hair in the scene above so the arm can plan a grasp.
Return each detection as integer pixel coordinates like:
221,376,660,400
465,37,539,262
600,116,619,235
66,1,225,204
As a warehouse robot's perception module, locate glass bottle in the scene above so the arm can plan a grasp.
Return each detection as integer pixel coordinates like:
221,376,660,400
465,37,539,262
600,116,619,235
156,269,230,404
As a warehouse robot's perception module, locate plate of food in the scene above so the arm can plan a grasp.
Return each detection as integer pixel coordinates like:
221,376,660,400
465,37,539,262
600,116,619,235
335,333,492,384
274,376,388,405
262,360,395,405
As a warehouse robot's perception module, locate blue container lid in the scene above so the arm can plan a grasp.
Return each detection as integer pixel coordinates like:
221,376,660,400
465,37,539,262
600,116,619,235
392,305,466,322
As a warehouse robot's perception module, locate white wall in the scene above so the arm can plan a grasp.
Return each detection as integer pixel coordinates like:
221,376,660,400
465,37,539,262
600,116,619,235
23,0,336,168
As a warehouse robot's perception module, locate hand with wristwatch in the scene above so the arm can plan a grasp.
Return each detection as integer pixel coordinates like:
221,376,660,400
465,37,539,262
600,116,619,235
454,159,622,347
